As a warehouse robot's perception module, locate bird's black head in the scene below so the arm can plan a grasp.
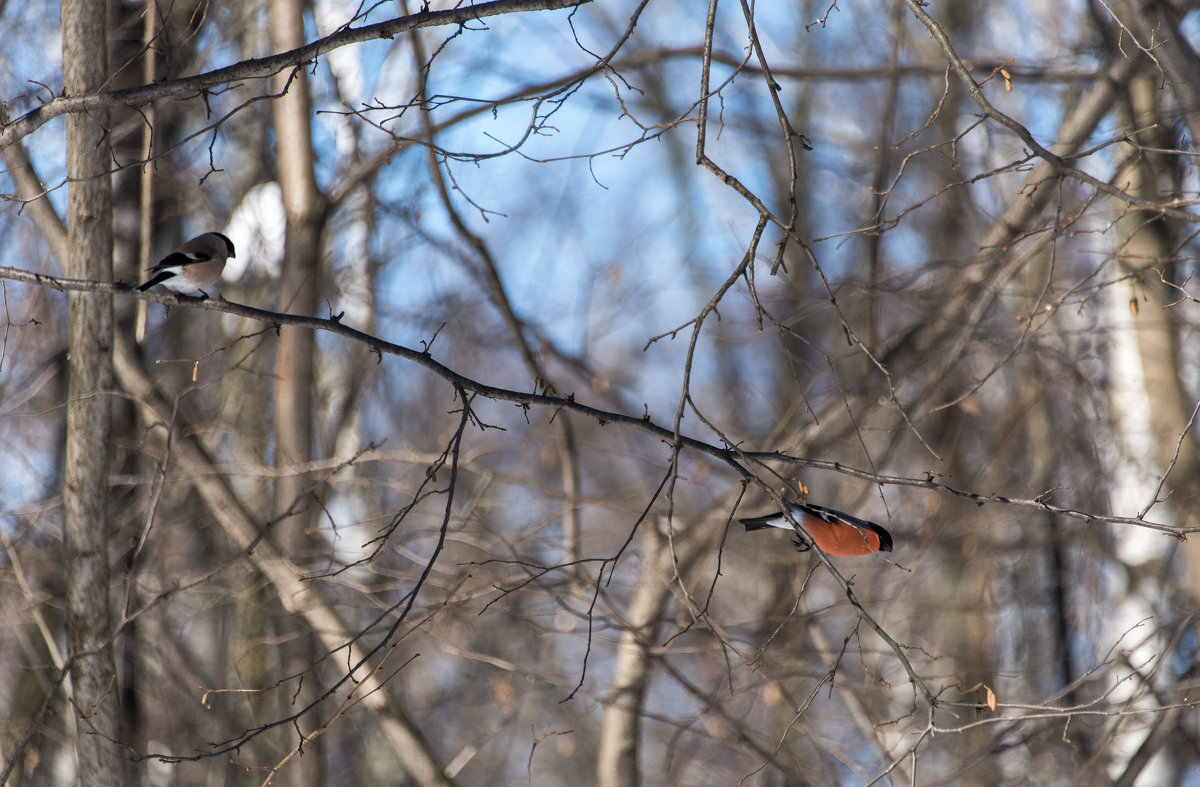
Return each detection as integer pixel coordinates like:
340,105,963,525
214,232,236,258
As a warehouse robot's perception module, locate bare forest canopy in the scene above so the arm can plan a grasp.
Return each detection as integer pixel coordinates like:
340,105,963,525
2,0,1200,785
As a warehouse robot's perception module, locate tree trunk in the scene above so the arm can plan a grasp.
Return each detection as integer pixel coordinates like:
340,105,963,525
268,0,327,781
597,520,709,787
61,0,123,782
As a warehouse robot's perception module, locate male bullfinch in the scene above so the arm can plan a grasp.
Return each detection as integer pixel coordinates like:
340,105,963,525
741,502,893,557
137,232,236,297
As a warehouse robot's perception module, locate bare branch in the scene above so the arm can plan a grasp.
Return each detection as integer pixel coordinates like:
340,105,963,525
0,0,592,152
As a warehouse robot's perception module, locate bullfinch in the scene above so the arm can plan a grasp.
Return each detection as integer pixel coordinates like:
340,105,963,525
741,502,893,557
137,232,235,297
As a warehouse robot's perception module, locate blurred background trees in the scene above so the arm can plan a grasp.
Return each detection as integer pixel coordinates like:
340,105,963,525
2,0,1200,784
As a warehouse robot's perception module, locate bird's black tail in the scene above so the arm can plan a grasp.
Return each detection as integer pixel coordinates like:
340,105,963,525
739,515,778,532
137,270,175,291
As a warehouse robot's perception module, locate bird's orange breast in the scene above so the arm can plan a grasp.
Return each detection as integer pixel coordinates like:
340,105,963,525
800,514,885,556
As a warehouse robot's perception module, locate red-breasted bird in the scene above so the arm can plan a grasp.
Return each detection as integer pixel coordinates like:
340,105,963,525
138,232,236,297
741,502,893,557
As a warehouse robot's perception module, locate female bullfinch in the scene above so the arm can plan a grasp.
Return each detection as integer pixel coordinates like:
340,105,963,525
138,232,236,297
741,502,893,557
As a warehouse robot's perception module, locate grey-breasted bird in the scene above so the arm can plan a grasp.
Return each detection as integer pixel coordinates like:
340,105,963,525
137,232,236,297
